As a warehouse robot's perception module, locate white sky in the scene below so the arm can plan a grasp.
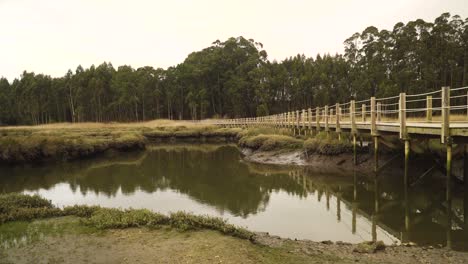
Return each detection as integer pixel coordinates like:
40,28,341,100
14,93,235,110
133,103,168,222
1,0,467,81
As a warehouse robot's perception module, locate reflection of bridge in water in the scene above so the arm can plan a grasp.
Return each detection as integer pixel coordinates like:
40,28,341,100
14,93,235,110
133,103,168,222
286,168,468,250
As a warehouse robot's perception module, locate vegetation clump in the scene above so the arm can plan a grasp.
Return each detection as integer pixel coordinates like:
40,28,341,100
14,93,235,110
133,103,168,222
304,138,353,155
0,193,254,240
239,134,302,151
353,241,386,253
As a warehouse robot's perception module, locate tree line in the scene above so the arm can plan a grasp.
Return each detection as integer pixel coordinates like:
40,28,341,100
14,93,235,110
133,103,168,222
0,12,467,125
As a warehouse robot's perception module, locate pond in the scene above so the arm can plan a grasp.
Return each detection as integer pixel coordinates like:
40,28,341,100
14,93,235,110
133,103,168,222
1,144,467,251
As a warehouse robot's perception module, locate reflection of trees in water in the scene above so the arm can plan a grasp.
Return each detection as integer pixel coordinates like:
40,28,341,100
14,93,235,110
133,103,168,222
0,145,306,217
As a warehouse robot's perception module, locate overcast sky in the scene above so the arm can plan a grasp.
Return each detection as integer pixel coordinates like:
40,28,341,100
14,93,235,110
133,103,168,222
1,0,467,81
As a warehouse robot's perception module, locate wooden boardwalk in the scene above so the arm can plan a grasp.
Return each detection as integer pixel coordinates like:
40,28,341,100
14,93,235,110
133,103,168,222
207,86,468,209
210,86,468,143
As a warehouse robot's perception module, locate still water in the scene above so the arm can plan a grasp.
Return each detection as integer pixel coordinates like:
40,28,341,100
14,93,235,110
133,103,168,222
1,144,467,250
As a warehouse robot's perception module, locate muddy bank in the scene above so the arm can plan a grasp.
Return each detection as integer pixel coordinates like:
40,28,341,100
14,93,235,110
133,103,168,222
243,148,376,175
2,217,468,264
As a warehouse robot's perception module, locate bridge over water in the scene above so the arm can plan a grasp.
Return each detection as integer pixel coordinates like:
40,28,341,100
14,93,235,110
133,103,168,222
208,86,468,247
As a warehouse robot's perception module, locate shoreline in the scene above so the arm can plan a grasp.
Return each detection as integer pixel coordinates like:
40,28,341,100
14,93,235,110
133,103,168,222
1,122,466,181
1,193,468,263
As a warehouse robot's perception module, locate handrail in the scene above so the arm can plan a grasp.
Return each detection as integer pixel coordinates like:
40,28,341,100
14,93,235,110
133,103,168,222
209,86,468,144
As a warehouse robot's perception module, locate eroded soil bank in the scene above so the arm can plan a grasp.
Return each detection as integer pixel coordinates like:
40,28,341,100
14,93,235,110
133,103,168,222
1,217,467,264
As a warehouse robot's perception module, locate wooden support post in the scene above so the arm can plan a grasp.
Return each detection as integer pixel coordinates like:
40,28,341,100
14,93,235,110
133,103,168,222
372,214,377,242
404,139,410,233
362,104,366,123
446,142,453,249
352,171,357,233
426,95,433,122
464,145,468,228
308,108,312,133
374,136,379,173
353,134,357,165
447,143,452,203
399,93,407,139
441,86,450,144
337,192,341,222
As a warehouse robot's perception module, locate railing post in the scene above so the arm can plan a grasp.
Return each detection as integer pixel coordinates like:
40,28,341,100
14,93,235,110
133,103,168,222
442,86,450,144
399,93,407,139
336,103,341,140
426,96,433,122
324,105,329,134
308,108,312,132
302,109,306,133
350,100,356,135
377,102,381,122
371,97,377,136
316,107,320,132
362,104,366,123
296,110,300,131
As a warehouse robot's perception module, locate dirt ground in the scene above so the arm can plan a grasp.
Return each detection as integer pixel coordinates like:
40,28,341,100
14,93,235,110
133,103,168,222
1,217,468,264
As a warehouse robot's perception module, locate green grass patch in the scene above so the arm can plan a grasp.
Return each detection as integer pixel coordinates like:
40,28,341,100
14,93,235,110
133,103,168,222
0,193,254,240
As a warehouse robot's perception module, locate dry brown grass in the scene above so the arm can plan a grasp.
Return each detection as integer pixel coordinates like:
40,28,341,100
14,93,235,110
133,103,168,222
0,119,211,130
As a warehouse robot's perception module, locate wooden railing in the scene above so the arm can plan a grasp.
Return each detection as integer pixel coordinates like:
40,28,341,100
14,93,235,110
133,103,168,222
207,86,468,143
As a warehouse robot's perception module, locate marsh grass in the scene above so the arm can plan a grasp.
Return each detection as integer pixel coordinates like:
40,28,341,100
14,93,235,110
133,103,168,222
0,193,254,240
0,120,243,163
238,134,303,151
303,133,354,155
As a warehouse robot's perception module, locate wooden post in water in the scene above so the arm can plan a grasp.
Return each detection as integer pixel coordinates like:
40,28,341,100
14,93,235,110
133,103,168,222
464,145,468,229
426,95,433,122
404,139,410,233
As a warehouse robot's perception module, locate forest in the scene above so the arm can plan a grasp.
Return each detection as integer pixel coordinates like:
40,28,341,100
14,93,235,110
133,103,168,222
0,12,467,125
